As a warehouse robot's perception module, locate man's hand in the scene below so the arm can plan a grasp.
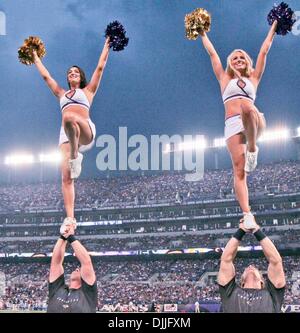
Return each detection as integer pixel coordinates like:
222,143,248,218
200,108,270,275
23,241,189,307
60,217,77,236
62,224,75,239
239,218,260,233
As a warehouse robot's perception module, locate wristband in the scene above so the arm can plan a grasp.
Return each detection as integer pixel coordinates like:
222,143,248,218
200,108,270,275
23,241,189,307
67,235,77,244
253,229,266,242
233,228,246,241
60,235,67,241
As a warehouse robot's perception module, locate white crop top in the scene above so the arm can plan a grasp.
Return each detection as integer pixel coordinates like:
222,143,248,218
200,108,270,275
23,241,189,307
222,78,256,104
60,89,90,112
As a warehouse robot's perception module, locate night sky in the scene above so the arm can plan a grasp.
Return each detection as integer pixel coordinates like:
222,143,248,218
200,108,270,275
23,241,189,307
0,0,299,177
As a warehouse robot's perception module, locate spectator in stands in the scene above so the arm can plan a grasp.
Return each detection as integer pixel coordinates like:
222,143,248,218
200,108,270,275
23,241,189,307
194,301,200,313
218,218,286,312
47,223,97,313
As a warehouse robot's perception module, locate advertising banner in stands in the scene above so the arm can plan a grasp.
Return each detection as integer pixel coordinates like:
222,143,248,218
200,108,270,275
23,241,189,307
282,305,300,312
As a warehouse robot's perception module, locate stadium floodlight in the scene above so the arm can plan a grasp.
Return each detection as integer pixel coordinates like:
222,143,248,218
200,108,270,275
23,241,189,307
213,137,226,148
4,154,35,166
39,152,62,163
297,127,300,137
163,138,207,153
163,144,171,154
178,138,207,151
258,128,290,142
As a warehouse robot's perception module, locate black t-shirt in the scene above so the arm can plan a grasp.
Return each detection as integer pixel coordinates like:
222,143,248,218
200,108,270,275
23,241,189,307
219,277,285,313
47,274,97,313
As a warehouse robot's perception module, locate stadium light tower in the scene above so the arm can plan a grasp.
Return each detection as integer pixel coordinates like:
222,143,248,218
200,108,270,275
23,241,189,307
293,127,300,161
39,152,62,163
178,137,207,151
212,128,291,148
4,151,62,166
164,137,207,153
213,137,226,148
4,154,35,166
258,128,290,142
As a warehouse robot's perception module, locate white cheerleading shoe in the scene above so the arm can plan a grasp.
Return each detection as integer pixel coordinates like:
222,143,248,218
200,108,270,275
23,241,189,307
244,146,259,173
69,152,83,179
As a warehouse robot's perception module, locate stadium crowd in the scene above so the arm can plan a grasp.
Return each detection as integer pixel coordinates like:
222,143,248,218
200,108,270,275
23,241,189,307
0,161,299,312
0,161,298,212
1,226,300,254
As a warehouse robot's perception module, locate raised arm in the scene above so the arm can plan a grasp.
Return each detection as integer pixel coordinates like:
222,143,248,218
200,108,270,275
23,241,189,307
252,224,285,288
86,38,110,95
32,50,64,98
217,229,241,286
49,238,67,283
253,21,278,82
200,32,225,81
71,239,96,285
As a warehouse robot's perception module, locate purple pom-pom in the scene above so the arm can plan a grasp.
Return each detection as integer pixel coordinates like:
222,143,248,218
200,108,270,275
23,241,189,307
105,21,129,51
267,2,296,35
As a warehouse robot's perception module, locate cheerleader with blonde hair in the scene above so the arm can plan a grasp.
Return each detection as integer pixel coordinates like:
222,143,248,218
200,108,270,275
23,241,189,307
188,2,296,229
199,21,278,228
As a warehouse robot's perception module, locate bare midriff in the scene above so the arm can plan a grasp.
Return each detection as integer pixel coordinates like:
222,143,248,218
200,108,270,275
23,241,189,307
62,105,90,119
224,98,259,121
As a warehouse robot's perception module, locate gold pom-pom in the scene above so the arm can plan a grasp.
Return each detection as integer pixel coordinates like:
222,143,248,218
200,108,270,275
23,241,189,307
18,36,46,65
185,8,211,40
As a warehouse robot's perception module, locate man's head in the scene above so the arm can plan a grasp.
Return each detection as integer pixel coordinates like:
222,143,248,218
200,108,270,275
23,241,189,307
240,264,265,289
69,266,82,289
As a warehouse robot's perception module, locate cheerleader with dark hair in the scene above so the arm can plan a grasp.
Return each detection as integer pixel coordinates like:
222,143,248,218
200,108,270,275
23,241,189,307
32,38,110,227
20,22,129,229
